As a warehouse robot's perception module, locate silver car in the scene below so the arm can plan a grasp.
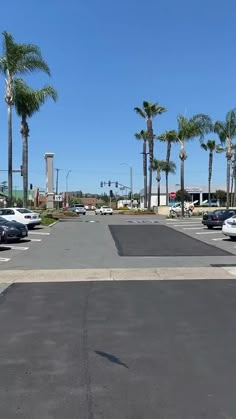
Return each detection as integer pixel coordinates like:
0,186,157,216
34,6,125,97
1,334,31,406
70,204,86,215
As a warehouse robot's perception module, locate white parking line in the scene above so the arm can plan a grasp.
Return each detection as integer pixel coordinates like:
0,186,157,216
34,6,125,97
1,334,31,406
28,231,50,235
196,231,222,235
0,257,10,262
183,227,204,230
212,238,225,241
7,246,29,250
30,238,42,242
167,217,203,221
167,223,201,226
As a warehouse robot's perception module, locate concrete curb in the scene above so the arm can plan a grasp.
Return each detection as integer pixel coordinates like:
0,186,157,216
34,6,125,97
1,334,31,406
0,267,235,283
48,221,58,227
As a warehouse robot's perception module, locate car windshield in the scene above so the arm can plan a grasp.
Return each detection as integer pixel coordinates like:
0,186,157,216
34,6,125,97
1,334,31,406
75,205,84,208
16,209,32,214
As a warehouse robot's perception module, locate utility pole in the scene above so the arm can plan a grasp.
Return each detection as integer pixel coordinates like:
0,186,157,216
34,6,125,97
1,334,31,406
66,170,71,207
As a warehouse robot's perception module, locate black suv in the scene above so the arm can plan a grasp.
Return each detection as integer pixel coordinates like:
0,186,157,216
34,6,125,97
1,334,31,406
202,209,236,229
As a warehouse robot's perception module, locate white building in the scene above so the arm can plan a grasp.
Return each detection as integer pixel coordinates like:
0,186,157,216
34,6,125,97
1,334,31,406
117,199,139,209
140,184,226,208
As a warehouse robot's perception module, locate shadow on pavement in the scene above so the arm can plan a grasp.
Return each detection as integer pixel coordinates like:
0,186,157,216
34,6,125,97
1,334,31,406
94,350,129,369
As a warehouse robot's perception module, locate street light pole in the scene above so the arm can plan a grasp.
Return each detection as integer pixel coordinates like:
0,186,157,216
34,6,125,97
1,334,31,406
121,163,133,209
66,170,71,206
130,166,133,209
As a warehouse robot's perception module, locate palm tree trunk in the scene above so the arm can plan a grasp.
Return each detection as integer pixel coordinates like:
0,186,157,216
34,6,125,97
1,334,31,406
233,151,236,206
143,140,147,208
21,117,29,208
226,156,231,209
180,158,185,217
148,140,153,210
165,140,171,205
157,171,161,207
7,104,13,206
147,119,153,210
208,151,213,205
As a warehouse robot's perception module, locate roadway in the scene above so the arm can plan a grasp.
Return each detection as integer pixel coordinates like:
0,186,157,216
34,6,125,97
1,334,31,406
0,214,236,271
1,279,236,418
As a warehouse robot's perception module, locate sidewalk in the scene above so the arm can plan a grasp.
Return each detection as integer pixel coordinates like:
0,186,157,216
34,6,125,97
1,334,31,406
0,267,235,284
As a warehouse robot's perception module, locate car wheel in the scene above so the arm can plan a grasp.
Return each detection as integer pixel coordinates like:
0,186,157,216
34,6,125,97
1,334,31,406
230,236,236,241
207,226,213,229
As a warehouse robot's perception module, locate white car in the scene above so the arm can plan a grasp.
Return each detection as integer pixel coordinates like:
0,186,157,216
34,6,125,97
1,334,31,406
95,206,113,215
0,208,41,229
222,215,236,240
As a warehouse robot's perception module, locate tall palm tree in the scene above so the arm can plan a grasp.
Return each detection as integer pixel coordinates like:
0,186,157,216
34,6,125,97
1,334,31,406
14,79,57,207
158,130,178,205
134,101,167,210
0,31,50,205
214,109,236,208
167,114,212,216
134,129,150,208
201,140,224,205
152,159,176,207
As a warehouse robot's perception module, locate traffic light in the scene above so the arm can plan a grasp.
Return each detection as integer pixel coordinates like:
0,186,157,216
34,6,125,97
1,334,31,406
115,181,118,188
100,181,103,187
30,183,33,190
20,165,23,176
108,180,111,187
109,190,113,198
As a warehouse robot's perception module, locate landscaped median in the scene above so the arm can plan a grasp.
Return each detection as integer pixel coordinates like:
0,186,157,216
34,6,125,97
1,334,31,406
36,210,79,226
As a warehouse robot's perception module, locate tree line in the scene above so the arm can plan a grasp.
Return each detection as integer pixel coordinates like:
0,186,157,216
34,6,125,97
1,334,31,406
0,31,57,207
134,101,236,215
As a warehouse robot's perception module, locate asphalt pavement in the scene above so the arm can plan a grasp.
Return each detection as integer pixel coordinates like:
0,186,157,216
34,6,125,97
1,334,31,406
1,280,236,418
0,215,236,270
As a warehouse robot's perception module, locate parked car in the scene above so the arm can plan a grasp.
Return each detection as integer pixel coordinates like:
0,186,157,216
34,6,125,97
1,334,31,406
202,209,236,229
222,215,236,240
69,204,86,215
0,208,41,229
202,199,220,207
95,206,113,215
0,217,28,242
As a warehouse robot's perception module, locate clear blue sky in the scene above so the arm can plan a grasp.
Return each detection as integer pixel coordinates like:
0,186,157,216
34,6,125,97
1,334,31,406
0,0,235,194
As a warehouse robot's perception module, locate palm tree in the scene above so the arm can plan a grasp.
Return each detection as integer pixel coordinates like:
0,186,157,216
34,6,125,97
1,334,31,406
214,109,236,208
14,79,57,207
134,130,150,208
167,114,212,216
134,101,167,210
201,140,224,205
152,159,176,207
0,31,50,205
158,130,178,205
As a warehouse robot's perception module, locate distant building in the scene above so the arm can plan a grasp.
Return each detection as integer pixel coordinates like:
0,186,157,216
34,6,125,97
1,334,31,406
117,199,139,209
140,184,226,207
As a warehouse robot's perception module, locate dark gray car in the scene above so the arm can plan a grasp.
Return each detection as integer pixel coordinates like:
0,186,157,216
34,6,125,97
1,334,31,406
202,209,236,229
0,217,28,242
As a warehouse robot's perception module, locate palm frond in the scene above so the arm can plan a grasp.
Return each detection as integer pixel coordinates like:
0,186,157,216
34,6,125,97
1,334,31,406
158,130,178,142
1,31,50,76
201,143,208,151
152,159,176,174
14,79,57,118
134,107,146,118
134,129,152,141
